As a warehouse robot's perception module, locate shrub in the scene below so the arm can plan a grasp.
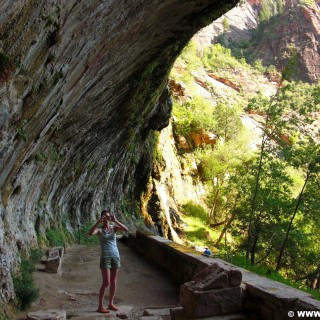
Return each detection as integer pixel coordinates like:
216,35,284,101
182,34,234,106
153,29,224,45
0,303,7,319
202,44,249,72
172,97,216,137
179,41,202,71
181,201,208,223
45,226,73,246
12,248,42,310
76,222,100,246
253,59,266,73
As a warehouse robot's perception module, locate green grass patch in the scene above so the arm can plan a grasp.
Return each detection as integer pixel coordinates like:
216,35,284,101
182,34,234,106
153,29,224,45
181,202,220,248
12,248,43,311
45,226,74,246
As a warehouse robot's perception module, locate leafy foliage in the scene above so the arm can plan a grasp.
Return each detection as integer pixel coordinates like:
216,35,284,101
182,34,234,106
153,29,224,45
299,0,316,8
181,202,208,223
170,37,320,295
12,248,42,311
77,222,100,245
202,44,248,71
172,97,216,137
45,226,74,246
180,201,219,247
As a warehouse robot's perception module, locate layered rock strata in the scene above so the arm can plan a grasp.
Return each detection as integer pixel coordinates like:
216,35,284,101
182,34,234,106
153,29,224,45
0,0,239,311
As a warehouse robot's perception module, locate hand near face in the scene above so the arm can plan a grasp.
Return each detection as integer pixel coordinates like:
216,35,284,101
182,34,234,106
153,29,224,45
98,216,105,224
110,214,116,222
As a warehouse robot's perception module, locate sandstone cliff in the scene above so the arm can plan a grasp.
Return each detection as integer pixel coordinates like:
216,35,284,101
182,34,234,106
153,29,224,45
194,0,320,83
0,0,239,311
253,0,320,83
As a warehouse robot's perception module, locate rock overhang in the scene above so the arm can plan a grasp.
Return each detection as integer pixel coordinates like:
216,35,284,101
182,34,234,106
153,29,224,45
0,0,239,311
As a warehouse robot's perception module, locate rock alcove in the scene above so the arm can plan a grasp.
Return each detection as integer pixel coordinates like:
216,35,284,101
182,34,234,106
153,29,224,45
0,0,239,309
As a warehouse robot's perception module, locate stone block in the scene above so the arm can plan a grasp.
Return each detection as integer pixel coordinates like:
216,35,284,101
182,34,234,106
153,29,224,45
51,246,64,257
295,296,320,311
180,285,242,318
144,308,171,316
45,255,61,273
170,307,188,320
260,302,275,320
27,309,66,320
193,263,242,288
47,250,60,259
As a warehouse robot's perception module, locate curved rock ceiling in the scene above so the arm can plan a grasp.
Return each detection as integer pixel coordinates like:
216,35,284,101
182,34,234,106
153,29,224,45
0,0,239,308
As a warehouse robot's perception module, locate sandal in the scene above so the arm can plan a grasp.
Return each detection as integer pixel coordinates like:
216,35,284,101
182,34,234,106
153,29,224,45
97,307,110,313
108,304,119,311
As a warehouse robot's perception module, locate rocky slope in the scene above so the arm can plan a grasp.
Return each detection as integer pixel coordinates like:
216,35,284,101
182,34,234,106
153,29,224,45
195,1,258,47
254,0,320,83
195,0,320,83
0,0,240,312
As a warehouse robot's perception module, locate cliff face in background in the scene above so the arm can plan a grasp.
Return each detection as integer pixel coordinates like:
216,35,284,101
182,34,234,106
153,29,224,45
194,0,320,83
0,0,239,310
197,1,258,46
253,0,320,83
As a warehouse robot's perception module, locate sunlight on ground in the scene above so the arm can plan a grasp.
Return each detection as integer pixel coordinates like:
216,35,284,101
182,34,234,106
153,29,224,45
181,215,220,253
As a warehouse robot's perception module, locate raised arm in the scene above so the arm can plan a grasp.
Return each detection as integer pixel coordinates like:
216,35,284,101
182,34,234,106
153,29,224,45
110,214,128,232
88,215,105,236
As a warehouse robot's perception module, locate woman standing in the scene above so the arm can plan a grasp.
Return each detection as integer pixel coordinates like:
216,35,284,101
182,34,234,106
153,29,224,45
88,210,128,313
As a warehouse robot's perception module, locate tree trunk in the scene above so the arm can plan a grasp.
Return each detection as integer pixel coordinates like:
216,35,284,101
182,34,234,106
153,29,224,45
208,179,224,223
246,84,282,262
247,131,267,262
250,221,263,265
215,213,236,246
313,271,320,290
275,161,316,271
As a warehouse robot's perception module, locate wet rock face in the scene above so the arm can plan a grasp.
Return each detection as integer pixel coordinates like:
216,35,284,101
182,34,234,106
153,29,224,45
0,0,239,309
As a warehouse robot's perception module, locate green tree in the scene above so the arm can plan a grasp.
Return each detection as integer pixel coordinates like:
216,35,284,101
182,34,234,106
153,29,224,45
276,143,320,271
214,103,243,142
198,129,253,224
222,17,230,32
172,97,216,138
259,0,272,22
246,80,320,266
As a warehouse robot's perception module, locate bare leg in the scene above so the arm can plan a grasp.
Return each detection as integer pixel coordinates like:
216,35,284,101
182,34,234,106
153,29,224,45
98,268,110,312
108,268,119,310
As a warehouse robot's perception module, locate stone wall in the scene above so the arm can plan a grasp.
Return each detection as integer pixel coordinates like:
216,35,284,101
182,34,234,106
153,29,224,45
128,231,320,320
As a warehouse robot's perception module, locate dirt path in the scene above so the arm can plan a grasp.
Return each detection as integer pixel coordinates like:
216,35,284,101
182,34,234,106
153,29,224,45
14,240,180,319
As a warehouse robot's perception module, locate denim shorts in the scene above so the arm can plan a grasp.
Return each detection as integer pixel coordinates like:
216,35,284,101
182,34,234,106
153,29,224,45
100,257,121,269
